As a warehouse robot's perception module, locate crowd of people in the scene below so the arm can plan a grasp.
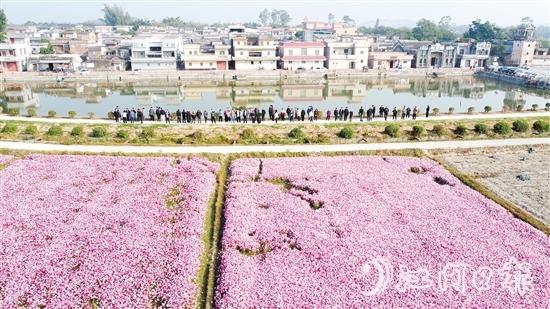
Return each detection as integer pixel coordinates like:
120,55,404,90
112,105,433,124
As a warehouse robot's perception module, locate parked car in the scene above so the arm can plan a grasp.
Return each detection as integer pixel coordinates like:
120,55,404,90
498,66,509,73
515,70,528,78
63,68,75,73
132,68,142,74
520,63,531,70
295,67,306,73
79,69,91,74
312,67,327,73
395,65,407,72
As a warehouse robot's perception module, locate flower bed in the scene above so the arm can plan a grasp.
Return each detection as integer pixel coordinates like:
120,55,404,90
0,154,16,166
0,154,219,308
216,156,550,308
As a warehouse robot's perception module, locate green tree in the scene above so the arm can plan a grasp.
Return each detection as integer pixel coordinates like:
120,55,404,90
328,13,335,24
131,18,151,31
270,9,280,27
0,9,7,43
279,10,291,27
490,43,506,56
161,16,184,28
39,42,55,54
463,19,508,41
412,18,440,41
101,4,133,26
341,15,355,26
259,8,270,26
438,16,452,30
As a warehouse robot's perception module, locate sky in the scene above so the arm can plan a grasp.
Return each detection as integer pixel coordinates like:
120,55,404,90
1,0,549,27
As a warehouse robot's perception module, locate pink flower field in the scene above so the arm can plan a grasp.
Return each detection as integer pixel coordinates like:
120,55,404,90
0,154,219,308
216,156,550,308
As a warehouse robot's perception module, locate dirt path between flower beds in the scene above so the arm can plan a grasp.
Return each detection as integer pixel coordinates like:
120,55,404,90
437,146,550,226
1,138,548,154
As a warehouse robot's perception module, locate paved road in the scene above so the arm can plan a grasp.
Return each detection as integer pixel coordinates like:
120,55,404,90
1,111,549,126
1,138,548,155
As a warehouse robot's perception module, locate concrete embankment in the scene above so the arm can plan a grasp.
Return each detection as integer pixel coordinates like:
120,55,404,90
1,68,478,84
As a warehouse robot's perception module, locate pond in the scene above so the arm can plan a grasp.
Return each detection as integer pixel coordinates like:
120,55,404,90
1,76,548,117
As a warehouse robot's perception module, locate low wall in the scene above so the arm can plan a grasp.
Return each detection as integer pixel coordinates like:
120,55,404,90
1,67,478,84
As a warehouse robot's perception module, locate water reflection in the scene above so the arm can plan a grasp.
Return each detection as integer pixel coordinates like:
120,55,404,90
1,77,548,117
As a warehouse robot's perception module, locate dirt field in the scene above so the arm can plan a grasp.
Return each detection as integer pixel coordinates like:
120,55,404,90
436,145,550,226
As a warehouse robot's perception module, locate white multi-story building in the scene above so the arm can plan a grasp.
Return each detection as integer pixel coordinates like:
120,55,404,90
324,37,370,70
5,85,40,110
181,43,230,70
130,36,182,71
0,36,32,72
277,42,326,70
230,33,279,70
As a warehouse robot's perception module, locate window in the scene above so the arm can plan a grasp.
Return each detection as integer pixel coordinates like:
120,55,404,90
147,63,150,66
289,50,293,55
268,52,271,55
344,49,349,55
315,61,319,64
528,44,530,47
360,51,364,54
300,90,306,97
210,62,213,66
158,63,161,66
189,51,192,55
237,41,241,45
288,90,293,95
302,61,306,64
200,62,203,66
251,61,254,65
189,62,192,66
259,61,262,64
360,60,363,63
301,48,307,55
267,42,270,45
289,61,293,64
314,90,318,95
240,52,243,55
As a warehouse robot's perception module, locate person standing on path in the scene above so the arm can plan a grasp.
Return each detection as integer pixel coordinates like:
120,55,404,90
383,106,389,121
392,107,398,120
210,109,216,124
401,106,406,120
426,105,430,118
326,109,331,121
149,107,155,121
359,106,364,122
412,106,418,120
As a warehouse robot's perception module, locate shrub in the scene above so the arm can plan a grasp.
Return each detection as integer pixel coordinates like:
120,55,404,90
289,127,306,139
432,108,439,115
116,130,129,139
411,125,424,137
140,127,155,138
454,124,468,135
68,110,77,118
90,127,107,138
546,102,550,111
240,128,257,140
467,107,475,114
107,111,115,120
191,130,205,142
512,119,529,132
484,106,492,113
493,122,511,135
474,123,489,134
531,104,538,111
502,105,510,113
317,110,324,119
23,125,39,137
338,127,354,139
9,108,20,116
48,110,57,118
70,126,84,137
448,107,455,114
432,124,446,136
516,105,524,112
46,125,63,136
1,123,17,134
384,124,399,138
27,108,37,117
88,112,95,119
532,120,550,133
